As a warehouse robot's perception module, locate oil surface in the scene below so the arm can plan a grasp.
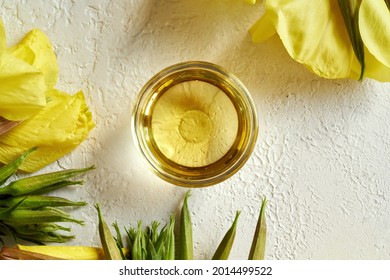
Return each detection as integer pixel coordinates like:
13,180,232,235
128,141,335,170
151,80,239,167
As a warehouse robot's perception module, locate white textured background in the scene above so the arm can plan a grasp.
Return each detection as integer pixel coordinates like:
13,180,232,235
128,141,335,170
1,0,390,260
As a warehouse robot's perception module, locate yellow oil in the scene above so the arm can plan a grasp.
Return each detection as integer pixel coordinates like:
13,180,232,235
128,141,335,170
139,77,251,177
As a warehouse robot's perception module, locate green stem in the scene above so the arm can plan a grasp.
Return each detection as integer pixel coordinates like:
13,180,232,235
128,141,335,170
385,0,390,11
338,0,365,81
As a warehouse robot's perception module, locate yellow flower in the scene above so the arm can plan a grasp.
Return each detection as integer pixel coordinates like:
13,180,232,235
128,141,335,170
249,0,390,81
8,28,58,89
0,89,95,172
0,18,94,172
0,19,47,121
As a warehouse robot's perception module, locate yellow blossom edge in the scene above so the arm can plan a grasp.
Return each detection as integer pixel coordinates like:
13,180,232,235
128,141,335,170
249,10,276,43
16,245,105,260
0,18,5,55
253,0,353,79
249,0,390,81
8,28,59,88
0,55,47,121
0,18,47,121
359,0,390,68
0,89,95,172
350,46,390,82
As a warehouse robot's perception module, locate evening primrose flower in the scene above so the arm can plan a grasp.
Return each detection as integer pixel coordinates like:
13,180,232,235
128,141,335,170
249,0,390,81
0,19,47,121
0,18,94,172
0,89,95,172
8,28,59,89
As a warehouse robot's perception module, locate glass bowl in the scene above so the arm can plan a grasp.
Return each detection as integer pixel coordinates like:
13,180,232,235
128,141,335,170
132,61,258,187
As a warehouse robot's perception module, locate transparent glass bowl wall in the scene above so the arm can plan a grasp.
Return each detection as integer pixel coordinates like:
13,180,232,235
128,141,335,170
132,61,258,187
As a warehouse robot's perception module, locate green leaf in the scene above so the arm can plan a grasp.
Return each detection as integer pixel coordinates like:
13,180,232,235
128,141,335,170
165,215,175,260
212,211,240,260
147,239,159,260
132,221,146,260
112,222,126,260
154,225,167,258
248,197,267,260
95,204,123,260
178,190,193,260
0,166,93,197
0,197,26,219
0,147,37,186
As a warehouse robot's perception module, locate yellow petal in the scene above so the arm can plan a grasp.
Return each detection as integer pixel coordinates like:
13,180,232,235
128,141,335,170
16,245,105,260
0,18,5,55
359,0,390,68
0,19,47,121
0,54,47,121
0,144,74,173
249,10,277,43
265,0,353,79
350,46,390,82
8,29,58,88
0,89,95,172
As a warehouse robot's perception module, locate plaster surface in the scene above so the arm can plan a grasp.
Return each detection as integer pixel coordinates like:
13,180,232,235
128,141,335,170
1,0,389,259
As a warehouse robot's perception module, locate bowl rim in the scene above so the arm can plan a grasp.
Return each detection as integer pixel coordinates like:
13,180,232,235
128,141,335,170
132,60,259,188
